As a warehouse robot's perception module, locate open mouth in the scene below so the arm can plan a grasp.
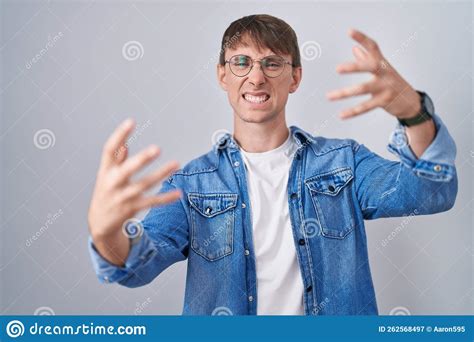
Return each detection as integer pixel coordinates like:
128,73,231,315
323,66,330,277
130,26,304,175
242,93,270,104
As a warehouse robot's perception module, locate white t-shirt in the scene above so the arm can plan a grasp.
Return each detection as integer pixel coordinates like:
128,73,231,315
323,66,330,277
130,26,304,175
239,133,304,315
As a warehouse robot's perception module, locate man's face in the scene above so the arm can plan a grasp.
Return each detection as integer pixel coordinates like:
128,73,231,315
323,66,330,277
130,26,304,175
217,36,302,124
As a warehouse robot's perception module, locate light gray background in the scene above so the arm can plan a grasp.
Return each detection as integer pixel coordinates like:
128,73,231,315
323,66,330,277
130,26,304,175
1,0,472,315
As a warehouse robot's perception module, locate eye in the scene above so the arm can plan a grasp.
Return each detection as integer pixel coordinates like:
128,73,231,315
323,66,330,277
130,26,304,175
235,62,249,67
230,56,251,68
263,58,283,69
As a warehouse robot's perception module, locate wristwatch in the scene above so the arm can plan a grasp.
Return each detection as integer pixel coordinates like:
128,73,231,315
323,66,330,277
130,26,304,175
397,91,434,127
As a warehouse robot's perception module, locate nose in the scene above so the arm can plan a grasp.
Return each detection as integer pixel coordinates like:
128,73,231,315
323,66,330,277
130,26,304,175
247,62,266,87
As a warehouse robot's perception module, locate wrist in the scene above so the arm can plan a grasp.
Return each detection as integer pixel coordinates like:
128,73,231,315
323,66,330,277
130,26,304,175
398,90,434,127
90,226,125,245
398,91,422,119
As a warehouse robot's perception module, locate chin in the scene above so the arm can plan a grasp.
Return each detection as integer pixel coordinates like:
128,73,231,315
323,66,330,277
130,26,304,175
235,109,279,124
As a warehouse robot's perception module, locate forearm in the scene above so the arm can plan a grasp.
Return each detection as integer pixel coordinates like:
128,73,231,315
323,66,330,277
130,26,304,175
405,118,436,158
396,91,436,159
91,230,130,267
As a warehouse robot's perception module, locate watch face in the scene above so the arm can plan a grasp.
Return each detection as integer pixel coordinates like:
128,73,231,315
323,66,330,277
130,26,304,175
422,93,435,115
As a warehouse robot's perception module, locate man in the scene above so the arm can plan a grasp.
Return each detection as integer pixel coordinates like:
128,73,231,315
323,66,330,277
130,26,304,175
88,14,457,315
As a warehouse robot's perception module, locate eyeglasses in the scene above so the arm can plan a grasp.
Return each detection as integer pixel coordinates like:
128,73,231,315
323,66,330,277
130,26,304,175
224,54,294,78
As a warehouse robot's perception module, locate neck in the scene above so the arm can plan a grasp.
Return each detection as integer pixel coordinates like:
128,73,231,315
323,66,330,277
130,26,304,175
233,113,290,153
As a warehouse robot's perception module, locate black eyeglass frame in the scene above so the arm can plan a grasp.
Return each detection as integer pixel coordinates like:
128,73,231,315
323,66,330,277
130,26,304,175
224,54,295,78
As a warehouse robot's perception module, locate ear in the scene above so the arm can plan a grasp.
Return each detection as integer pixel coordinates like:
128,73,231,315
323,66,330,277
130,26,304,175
289,66,302,94
217,64,228,91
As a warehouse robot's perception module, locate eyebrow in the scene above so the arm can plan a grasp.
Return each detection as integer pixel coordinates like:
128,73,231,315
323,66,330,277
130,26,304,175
230,54,280,59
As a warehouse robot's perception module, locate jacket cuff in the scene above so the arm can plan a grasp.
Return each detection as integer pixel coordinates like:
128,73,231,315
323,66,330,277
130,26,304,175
87,232,157,284
387,113,457,182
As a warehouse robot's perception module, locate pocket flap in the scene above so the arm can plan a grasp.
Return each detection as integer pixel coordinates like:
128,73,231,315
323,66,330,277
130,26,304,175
188,193,238,218
305,167,354,196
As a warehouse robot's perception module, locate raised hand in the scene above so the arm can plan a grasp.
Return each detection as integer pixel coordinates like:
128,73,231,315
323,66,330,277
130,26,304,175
326,29,421,120
88,119,181,265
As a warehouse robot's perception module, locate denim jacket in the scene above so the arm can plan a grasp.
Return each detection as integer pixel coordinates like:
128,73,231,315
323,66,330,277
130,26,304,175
89,113,457,315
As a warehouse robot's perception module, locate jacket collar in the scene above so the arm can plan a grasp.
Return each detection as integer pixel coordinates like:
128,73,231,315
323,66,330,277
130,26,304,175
289,125,315,148
213,125,315,154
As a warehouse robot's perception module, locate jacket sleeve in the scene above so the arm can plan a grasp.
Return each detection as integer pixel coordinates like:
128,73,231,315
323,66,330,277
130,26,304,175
354,113,458,220
88,177,189,288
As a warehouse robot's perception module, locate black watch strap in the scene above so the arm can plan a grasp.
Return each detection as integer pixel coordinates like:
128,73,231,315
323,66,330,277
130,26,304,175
398,111,432,127
398,91,433,127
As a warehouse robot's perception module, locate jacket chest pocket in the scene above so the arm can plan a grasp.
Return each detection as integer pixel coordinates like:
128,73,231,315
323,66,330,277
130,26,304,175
188,193,238,261
305,167,355,239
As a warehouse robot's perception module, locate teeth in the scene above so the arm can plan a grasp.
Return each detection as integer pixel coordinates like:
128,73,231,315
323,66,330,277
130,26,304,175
244,94,269,104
